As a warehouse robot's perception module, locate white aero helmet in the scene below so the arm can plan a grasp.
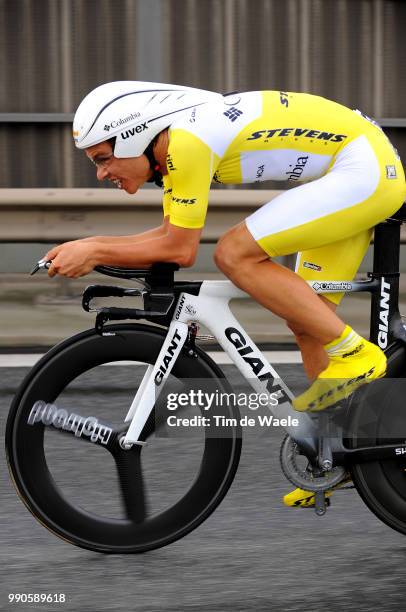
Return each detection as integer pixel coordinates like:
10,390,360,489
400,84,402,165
73,80,223,157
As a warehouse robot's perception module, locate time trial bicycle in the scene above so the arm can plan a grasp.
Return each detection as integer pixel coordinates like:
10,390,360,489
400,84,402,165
6,203,406,553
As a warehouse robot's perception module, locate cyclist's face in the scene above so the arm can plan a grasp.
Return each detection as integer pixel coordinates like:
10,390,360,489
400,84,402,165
85,141,153,194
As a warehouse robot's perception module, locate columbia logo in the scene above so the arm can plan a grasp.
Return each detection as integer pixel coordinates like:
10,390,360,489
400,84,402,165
223,107,243,122
104,124,111,132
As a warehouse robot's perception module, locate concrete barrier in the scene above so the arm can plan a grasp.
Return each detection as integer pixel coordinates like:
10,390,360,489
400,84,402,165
1,188,405,244
0,188,283,243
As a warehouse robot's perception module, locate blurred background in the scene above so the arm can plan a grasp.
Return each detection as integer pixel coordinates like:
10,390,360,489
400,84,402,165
1,0,406,186
3,3,406,603
0,0,405,346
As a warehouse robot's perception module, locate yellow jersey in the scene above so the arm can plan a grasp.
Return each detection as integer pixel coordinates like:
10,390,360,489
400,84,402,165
162,90,389,228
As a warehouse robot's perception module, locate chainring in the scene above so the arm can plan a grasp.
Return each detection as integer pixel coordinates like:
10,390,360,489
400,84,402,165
280,434,346,492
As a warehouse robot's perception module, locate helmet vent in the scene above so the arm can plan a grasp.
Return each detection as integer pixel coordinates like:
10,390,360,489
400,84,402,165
159,93,172,104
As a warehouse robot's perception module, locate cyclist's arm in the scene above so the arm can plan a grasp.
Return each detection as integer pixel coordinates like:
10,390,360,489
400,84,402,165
67,174,174,247
89,130,217,266
46,132,216,276
165,128,219,229
90,222,201,268
95,130,219,265
77,217,170,245
45,221,201,277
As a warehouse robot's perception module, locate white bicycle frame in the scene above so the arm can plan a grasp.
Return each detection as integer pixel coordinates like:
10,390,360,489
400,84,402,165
121,279,358,454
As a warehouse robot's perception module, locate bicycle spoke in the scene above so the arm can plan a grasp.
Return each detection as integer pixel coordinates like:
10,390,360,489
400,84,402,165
113,448,148,522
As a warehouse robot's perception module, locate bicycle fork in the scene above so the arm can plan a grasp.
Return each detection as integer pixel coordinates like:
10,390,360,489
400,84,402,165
122,321,189,446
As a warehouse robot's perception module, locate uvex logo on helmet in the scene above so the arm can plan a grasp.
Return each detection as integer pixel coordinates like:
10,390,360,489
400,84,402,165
121,122,148,140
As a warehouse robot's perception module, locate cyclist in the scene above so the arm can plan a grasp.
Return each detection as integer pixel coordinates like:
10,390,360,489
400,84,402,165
44,81,406,507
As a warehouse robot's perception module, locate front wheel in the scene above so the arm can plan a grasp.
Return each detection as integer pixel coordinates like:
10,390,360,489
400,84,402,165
6,324,242,553
347,341,406,534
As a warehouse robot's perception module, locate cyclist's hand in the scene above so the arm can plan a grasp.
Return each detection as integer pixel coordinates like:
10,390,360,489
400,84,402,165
44,242,99,278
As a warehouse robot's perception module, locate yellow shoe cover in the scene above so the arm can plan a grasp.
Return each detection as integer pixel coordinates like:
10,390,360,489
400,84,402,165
283,477,352,508
293,338,387,412
283,487,332,508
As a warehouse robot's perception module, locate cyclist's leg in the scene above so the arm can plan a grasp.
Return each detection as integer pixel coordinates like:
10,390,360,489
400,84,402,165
215,225,345,343
289,227,372,380
287,295,336,381
284,232,376,504
215,219,383,412
215,135,406,412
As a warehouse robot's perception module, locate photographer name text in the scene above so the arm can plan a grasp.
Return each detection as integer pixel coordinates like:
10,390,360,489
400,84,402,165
166,415,299,428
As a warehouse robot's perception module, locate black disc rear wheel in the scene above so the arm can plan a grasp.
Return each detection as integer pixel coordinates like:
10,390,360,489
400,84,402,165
6,324,241,553
347,342,406,534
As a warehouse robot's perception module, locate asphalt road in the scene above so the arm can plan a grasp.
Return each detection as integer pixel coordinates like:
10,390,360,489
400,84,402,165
2,364,406,612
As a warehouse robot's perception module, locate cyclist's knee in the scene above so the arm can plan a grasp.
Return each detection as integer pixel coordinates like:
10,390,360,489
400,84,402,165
214,223,268,276
214,236,239,274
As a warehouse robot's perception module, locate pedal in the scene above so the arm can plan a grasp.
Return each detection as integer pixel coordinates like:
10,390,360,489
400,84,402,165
314,490,328,516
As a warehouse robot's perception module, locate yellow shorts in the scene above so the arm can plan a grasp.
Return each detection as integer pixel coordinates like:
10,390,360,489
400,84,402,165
245,131,406,304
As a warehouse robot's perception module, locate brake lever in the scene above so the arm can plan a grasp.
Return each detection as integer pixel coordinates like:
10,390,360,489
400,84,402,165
30,260,51,276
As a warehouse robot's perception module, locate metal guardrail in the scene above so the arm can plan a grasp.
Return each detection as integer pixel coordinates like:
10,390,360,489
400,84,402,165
0,114,74,122
1,188,406,245
1,114,406,127
0,188,282,243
